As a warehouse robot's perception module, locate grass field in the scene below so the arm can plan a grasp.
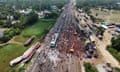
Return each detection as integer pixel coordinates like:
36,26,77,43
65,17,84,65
23,19,55,37
0,18,56,72
14,19,56,43
91,9,120,23
0,44,27,72
84,62,98,72
107,47,120,62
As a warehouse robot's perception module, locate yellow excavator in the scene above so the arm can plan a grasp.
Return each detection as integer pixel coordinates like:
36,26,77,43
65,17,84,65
70,43,75,53
74,31,77,35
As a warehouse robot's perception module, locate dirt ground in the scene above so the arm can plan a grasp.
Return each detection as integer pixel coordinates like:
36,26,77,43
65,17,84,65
95,30,120,68
91,9,120,23
75,9,120,68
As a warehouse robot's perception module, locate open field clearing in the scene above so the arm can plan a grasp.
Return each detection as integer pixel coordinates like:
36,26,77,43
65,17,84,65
91,9,120,23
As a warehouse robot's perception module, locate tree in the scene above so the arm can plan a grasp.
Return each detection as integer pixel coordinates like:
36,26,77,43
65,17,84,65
13,12,21,20
90,15,96,22
84,7,91,15
115,67,120,72
45,12,59,19
27,12,38,24
20,11,38,28
97,27,105,35
84,63,98,72
0,28,21,43
111,36,120,51
9,69,15,72
18,67,25,72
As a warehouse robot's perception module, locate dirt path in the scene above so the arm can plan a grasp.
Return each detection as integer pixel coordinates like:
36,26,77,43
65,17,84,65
0,28,9,31
8,36,23,45
95,30,120,68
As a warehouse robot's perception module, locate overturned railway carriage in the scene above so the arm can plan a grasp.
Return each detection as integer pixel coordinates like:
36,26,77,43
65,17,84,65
10,56,23,66
24,36,35,46
23,42,40,59
10,42,40,66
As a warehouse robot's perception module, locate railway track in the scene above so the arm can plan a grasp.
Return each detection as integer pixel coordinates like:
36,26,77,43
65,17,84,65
28,0,84,72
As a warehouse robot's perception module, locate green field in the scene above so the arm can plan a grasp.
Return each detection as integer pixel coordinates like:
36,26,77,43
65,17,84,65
23,19,55,37
14,19,55,43
91,9,120,23
84,62,98,72
0,44,27,72
107,47,120,62
0,18,56,72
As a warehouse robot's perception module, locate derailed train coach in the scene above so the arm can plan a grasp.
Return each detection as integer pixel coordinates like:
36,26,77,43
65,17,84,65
24,36,35,46
9,42,40,66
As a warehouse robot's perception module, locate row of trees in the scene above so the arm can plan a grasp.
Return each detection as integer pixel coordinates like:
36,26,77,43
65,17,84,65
107,35,120,61
76,0,120,10
111,35,120,51
2,0,65,11
0,11,38,43
20,12,38,28
44,12,60,19
0,12,38,28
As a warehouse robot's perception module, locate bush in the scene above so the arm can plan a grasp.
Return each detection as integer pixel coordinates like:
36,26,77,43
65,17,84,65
21,12,38,27
97,27,105,35
107,35,120,61
107,47,120,61
115,67,120,72
111,35,120,51
84,63,98,72
90,15,104,23
44,12,59,19
0,28,21,43
18,67,25,72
